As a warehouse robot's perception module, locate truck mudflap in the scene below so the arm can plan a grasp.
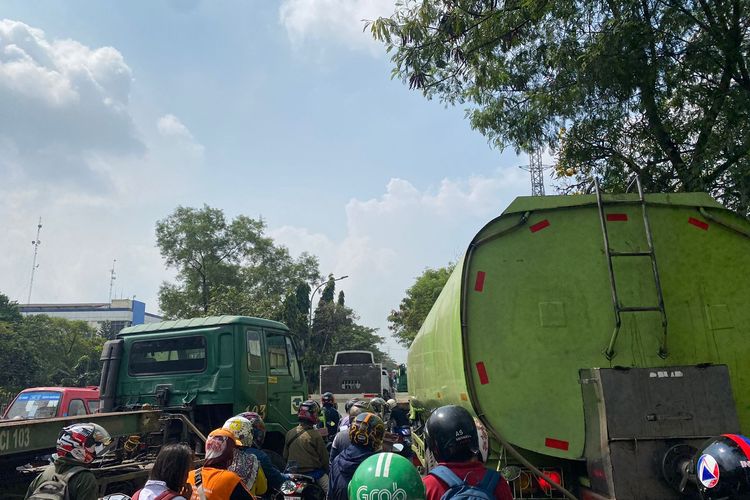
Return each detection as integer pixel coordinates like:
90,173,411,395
580,365,739,500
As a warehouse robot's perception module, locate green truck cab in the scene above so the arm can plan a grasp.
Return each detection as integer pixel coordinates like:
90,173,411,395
99,315,308,454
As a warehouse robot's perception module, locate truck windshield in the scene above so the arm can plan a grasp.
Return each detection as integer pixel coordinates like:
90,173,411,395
335,352,374,364
129,336,206,375
4,391,61,420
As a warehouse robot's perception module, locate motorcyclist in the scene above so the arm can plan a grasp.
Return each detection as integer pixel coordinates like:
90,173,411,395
187,428,253,500
223,416,267,496
422,405,513,500
237,411,286,492
328,412,385,500
26,423,112,500
318,392,341,443
283,400,329,494
369,397,389,422
338,398,359,432
387,398,409,432
330,400,371,463
347,452,425,499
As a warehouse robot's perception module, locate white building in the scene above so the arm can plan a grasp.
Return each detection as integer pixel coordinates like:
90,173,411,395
19,299,162,333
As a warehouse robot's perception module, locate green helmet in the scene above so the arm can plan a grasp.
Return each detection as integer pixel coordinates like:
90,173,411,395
348,452,425,500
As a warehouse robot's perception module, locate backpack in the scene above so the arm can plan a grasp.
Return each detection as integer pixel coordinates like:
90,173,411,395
429,465,500,500
27,466,87,500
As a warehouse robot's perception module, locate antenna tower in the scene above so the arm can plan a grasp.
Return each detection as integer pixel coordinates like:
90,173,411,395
529,149,545,196
108,259,117,303
26,217,42,305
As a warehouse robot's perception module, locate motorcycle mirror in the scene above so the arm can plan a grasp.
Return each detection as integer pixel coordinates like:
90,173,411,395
500,465,522,482
392,443,404,452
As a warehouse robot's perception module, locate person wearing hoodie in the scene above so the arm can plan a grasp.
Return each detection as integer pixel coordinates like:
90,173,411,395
187,428,253,500
328,412,385,500
237,411,286,493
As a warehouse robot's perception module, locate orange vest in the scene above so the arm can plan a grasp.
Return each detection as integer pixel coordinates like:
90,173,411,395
187,467,252,499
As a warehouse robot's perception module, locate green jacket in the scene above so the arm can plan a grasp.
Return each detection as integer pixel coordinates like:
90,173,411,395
283,423,329,474
25,456,98,500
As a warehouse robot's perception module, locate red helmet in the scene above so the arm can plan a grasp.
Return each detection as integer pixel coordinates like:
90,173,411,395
297,400,320,424
56,423,112,464
238,411,267,447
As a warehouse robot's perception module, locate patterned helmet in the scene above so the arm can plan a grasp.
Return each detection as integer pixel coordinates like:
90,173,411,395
223,416,254,447
322,392,335,406
349,412,385,451
348,452,425,499
369,397,387,419
56,423,112,464
238,411,266,447
298,400,320,424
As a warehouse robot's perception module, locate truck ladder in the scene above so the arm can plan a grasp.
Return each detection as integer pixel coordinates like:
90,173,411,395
594,177,668,360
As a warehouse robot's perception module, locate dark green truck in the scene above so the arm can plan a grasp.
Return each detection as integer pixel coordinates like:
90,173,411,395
100,315,308,455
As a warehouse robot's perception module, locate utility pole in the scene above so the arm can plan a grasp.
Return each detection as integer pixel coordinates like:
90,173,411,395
108,259,117,303
26,217,42,305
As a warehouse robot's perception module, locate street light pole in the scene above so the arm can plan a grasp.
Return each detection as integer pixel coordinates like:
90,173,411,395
309,275,349,333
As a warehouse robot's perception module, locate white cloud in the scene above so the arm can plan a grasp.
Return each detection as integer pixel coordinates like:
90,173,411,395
271,168,528,362
0,19,202,314
279,0,395,54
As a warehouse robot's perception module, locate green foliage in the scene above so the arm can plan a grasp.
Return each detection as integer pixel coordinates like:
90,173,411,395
156,205,320,319
0,295,22,326
0,293,104,395
320,274,336,303
370,0,750,214
388,264,455,348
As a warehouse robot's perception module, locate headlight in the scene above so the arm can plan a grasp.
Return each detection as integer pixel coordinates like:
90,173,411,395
280,480,298,495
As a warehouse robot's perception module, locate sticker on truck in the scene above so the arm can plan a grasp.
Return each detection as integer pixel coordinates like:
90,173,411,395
291,395,303,414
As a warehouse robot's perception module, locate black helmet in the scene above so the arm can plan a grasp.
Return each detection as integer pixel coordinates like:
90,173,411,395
345,398,359,413
322,392,335,406
696,434,750,499
425,405,478,462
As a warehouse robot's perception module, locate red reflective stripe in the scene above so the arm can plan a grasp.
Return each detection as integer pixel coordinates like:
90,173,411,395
545,438,569,451
689,217,709,230
606,213,628,221
474,271,486,292
724,434,750,459
476,362,489,385
530,220,550,233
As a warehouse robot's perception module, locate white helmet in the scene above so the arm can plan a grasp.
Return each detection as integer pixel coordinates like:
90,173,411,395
387,399,397,409
223,416,254,447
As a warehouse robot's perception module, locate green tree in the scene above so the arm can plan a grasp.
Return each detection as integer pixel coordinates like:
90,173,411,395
97,320,118,341
156,205,319,319
320,274,335,303
388,264,455,348
370,0,750,214
0,294,22,326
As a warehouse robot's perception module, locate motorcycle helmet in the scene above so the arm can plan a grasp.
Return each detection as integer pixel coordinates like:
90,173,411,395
344,398,359,414
425,405,479,462
370,397,387,418
349,412,385,451
297,399,320,424
223,416,254,447
56,423,112,464
387,399,397,410
238,411,267,447
322,392,335,406
696,434,750,499
348,452,425,499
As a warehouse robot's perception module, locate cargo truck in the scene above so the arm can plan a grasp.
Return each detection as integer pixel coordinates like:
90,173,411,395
1,315,308,498
408,188,750,500
319,350,391,412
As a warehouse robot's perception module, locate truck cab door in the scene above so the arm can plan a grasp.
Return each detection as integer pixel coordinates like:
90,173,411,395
264,330,307,432
239,328,269,417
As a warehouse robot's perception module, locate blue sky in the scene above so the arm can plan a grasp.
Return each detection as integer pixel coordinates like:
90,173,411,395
0,1,545,362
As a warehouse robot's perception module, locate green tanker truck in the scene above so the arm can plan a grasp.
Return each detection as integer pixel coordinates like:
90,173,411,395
408,189,750,500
